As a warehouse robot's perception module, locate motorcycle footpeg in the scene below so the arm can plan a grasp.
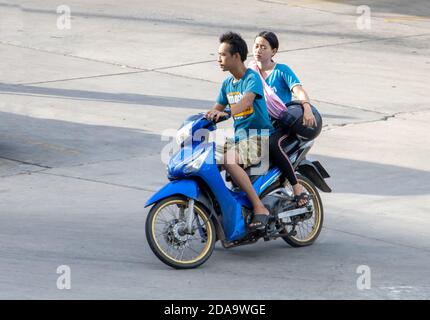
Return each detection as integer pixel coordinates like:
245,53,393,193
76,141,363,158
288,230,297,237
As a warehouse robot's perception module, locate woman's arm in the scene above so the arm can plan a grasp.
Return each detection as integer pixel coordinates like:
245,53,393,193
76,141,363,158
292,85,316,127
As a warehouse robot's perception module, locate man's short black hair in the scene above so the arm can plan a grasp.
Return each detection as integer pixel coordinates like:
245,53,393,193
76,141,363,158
219,32,248,62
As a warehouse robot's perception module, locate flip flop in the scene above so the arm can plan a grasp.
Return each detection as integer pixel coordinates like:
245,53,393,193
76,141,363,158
249,214,269,231
294,192,310,208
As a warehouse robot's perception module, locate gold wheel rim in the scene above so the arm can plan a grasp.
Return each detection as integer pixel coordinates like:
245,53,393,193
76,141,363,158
151,199,213,265
288,178,322,242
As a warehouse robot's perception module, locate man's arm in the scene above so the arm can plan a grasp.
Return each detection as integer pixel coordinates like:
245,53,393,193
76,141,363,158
206,91,257,121
205,103,229,122
213,103,226,112
230,92,256,115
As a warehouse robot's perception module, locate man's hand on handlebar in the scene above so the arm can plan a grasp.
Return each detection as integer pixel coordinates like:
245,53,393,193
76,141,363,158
205,110,230,122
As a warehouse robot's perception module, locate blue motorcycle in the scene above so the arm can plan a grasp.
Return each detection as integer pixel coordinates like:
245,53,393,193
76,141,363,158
145,113,331,269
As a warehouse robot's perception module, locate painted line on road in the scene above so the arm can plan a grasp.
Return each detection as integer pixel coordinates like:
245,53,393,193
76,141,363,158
322,108,430,132
275,32,430,55
0,40,147,72
384,16,430,23
151,70,218,84
324,226,430,253
0,168,50,179
20,71,148,86
0,156,52,169
2,30,429,86
35,171,158,193
313,99,388,115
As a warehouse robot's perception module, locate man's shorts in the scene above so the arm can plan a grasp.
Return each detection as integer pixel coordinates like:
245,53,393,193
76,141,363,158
215,135,270,169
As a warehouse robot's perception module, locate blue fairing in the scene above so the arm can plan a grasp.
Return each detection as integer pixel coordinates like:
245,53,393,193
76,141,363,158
145,113,283,242
144,179,200,207
188,142,247,241
253,167,282,196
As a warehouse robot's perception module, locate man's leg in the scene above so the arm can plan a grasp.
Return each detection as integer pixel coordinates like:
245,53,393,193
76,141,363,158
223,148,268,216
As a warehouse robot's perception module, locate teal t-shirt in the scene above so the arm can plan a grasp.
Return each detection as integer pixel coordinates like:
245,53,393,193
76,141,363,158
216,68,274,141
265,63,301,104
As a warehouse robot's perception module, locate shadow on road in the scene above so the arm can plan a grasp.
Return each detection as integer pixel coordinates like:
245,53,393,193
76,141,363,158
0,83,213,110
310,154,430,196
1,111,428,196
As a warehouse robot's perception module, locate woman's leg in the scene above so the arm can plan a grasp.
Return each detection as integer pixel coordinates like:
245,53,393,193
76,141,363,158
269,129,298,186
269,129,308,206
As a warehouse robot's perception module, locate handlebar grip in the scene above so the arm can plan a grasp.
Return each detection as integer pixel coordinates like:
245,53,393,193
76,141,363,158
215,114,230,123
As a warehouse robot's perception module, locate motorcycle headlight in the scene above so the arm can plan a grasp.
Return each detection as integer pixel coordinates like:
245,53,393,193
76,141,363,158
183,148,211,174
176,122,193,145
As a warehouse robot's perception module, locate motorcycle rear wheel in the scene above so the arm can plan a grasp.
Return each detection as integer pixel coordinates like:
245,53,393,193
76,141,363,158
262,174,324,247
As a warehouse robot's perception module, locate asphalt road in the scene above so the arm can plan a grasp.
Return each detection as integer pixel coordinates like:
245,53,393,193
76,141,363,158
0,0,429,299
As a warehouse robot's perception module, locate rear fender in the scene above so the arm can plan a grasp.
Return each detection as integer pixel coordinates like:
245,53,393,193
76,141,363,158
297,160,332,193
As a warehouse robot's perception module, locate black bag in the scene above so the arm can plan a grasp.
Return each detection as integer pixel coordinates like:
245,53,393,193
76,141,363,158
278,101,322,140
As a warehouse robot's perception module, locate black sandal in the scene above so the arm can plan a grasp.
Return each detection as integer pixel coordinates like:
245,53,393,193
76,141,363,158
249,214,269,231
294,192,310,208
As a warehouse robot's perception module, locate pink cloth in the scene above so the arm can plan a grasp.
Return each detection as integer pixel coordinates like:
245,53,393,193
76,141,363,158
248,61,286,119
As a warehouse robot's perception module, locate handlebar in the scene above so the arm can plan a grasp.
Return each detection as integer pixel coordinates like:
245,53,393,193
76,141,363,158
203,113,231,124
213,114,230,123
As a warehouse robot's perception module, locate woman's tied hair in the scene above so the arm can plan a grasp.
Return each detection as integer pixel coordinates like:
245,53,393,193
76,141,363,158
256,31,279,51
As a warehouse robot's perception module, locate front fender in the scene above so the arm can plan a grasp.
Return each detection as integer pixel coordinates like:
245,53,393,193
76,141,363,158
144,179,200,207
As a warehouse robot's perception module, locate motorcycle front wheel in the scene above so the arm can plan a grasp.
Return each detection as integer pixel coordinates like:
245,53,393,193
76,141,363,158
145,196,216,269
